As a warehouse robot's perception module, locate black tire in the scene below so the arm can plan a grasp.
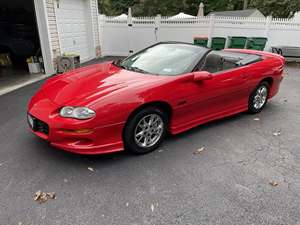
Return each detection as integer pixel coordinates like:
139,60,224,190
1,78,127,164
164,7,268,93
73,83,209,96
248,81,270,114
124,106,168,154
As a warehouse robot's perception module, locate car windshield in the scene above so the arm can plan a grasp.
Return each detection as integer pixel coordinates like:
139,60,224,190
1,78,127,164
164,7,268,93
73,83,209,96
117,43,209,76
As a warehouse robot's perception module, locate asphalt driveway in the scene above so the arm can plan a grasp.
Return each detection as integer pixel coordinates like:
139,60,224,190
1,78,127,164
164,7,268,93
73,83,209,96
0,60,299,225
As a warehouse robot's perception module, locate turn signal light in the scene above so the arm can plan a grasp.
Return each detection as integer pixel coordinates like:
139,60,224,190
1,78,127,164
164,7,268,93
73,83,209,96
60,129,93,134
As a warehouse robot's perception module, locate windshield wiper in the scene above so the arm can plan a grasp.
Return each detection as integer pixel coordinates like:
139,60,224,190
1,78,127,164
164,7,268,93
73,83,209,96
116,63,149,74
114,61,128,70
120,65,128,70
128,66,148,74
113,59,128,70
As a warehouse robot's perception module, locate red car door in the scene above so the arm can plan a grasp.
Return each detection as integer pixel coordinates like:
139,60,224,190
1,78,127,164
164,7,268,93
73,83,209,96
171,67,249,133
208,66,251,111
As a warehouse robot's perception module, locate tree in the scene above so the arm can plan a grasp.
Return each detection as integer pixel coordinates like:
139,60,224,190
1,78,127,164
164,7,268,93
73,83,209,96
98,0,111,14
132,0,185,16
98,0,300,18
249,0,300,18
98,0,138,15
132,0,238,16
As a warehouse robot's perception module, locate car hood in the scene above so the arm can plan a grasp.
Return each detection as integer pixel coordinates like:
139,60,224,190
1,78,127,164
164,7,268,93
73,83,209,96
41,62,168,107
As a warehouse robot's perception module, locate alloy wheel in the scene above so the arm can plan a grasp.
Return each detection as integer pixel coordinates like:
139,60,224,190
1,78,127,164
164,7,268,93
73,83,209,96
134,114,164,148
253,85,268,109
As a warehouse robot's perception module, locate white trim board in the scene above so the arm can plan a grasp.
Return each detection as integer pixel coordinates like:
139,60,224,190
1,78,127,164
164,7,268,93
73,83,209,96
34,0,55,75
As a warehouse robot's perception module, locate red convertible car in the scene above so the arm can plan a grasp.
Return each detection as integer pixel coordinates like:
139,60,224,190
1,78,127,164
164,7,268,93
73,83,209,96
28,42,284,154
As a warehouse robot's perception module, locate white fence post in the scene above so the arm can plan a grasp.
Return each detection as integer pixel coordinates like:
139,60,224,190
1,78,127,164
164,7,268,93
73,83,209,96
207,15,215,47
264,16,272,37
98,14,105,56
264,16,272,50
154,14,161,42
127,11,133,54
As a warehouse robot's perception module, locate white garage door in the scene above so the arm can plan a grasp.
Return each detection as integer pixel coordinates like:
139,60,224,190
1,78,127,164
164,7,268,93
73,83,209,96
55,0,93,62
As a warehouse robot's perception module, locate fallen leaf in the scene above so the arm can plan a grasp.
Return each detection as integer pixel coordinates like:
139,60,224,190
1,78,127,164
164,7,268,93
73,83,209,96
88,167,94,172
151,204,154,212
273,130,281,136
253,118,260,121
269,181,279,187
34,191,56,203
194,147,205,154
34,190,42,201
39,193,48,203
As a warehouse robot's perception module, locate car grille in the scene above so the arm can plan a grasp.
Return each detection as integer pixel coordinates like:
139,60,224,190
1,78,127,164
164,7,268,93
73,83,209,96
35,118,49,135
28,114,49,135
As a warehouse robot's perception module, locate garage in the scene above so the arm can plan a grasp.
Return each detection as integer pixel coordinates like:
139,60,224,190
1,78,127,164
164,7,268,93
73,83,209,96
55,0,94,62
0,0,100,95
0,0,44,92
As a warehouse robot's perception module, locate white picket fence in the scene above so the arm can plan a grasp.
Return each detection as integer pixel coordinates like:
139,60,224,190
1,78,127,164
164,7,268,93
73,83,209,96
98,14,300,56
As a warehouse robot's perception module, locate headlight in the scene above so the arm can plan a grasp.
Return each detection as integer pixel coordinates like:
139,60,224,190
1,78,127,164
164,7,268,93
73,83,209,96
60,106,96,119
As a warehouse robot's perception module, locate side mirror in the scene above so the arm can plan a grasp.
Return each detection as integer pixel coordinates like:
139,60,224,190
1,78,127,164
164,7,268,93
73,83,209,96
193,71,213,82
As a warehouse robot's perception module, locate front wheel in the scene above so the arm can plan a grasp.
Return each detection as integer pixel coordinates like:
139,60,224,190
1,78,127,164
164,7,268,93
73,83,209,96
248,81,269,114
123,107,168,154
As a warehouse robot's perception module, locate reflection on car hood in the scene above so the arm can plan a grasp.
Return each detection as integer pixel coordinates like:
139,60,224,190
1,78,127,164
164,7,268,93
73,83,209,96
41,62,168,106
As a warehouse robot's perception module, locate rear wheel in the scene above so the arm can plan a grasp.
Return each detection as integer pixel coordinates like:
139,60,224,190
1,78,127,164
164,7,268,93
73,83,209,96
248,81,269,113
124,107,168,154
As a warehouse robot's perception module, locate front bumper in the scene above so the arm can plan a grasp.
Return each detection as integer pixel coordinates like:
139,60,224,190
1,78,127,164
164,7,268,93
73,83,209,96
28,93,125,155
